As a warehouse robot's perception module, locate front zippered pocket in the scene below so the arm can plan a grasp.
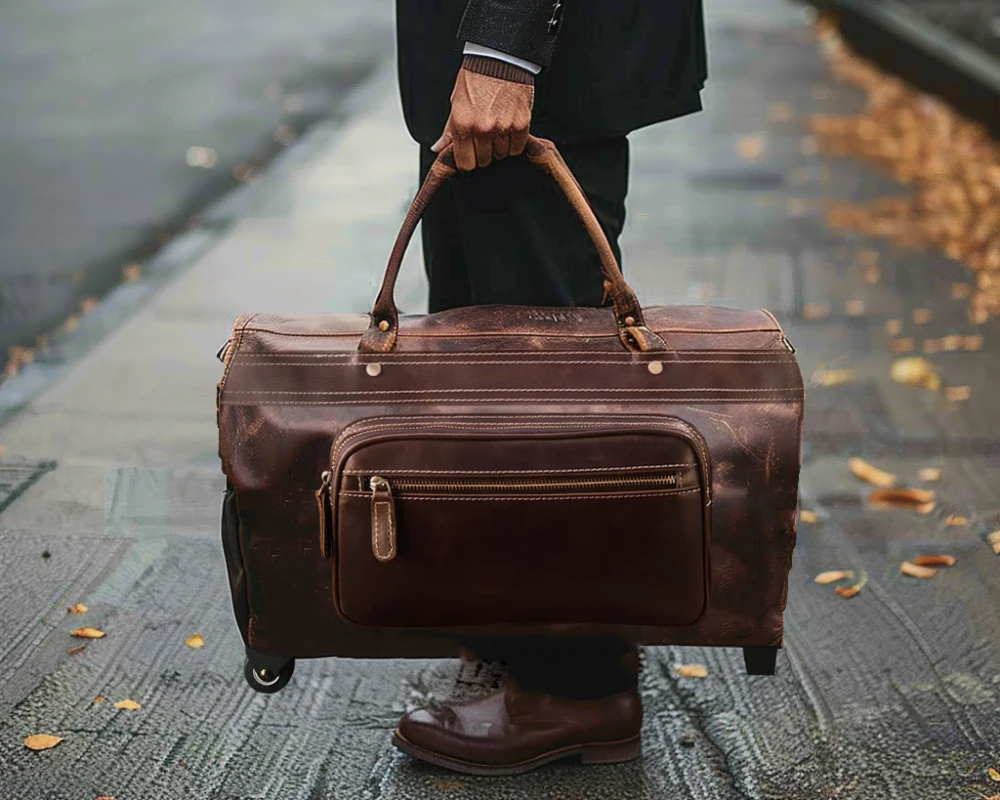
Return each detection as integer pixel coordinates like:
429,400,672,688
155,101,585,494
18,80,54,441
321,413,712,628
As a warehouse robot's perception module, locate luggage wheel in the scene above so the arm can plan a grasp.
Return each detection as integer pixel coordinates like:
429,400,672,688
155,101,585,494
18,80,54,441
244,647,295,694
742,646,778,676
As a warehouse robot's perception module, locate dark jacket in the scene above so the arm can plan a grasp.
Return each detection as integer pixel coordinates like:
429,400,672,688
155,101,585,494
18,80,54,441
396,0,708,146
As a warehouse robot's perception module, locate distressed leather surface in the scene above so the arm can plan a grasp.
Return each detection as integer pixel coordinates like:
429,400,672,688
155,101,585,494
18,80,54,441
217,302,804,658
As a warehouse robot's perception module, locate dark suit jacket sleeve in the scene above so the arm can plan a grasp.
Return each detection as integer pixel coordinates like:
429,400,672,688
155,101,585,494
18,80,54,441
457,0,562,67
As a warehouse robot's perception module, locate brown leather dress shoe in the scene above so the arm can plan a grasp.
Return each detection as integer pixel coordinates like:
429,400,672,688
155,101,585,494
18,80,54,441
392,681,642,776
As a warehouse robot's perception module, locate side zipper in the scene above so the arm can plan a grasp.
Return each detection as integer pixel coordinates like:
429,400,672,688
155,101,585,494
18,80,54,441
316,470,332,558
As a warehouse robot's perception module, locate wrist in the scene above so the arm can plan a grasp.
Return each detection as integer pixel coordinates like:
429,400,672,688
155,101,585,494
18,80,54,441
461,54,535,86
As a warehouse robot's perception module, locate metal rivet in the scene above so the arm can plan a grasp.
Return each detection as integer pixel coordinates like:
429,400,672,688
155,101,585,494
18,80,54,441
378,320,390,331
366,363,382,377
647,360,663,375
625,316,636,326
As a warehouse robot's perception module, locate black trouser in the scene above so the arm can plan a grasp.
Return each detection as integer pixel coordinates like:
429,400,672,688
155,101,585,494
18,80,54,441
418,137,637,699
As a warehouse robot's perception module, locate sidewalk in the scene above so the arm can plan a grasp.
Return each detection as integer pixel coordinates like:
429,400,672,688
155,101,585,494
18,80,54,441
1,1,999,798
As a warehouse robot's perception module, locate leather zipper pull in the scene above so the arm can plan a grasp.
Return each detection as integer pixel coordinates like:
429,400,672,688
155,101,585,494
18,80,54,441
316,471,332,558
370,476,397,562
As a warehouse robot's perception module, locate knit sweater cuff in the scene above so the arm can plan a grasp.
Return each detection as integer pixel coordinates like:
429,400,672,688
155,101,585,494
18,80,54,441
461,54,535,85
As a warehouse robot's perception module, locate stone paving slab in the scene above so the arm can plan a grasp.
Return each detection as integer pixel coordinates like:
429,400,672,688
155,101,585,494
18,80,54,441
1,1,999,799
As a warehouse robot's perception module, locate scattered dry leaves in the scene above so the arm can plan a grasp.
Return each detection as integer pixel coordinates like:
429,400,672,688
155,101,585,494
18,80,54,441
848,457,897,487
814,368,855,386
900,561,937,579
68,603,88,615
911,308,933,325
67,646,86,656
890,357,941,390
122,263,142,281
963,334,984,351
737,135,765,160
835,585,862,598
885,319,903,336
94,696,105,704
917,467,941,482
868,488,936,508
912,554,955,567
945,515,968,526
945,386,971,402
803,302,830,320
675,664,708,678
185,633,205,649
988,531,1000,555
114,699,141,711
988,767,1000,782
24,734,63,751
890,338,915,353
800,509,819,524
815,570,854,585
71,627,105,639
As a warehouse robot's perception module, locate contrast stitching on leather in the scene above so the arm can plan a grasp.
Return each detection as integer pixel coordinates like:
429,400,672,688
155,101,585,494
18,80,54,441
229,387,804,396
231,350,794,358
224,396,804,406
240,326,783,337
342,464,697,475
329,418,714,491
372,499,394,560
231,359,795,367
340,489,702,501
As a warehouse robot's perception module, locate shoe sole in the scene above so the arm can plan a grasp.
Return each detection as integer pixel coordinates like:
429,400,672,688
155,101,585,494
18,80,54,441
391,730,641,776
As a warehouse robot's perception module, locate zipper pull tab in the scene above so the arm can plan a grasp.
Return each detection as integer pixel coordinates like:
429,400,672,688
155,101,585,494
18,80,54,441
216,338,233,363
370,476,397,562
316,471,332,558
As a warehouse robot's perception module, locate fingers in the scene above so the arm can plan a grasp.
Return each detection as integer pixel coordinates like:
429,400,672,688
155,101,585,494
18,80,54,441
430,132,451,154
510,126,529,157
474,135,493,169
493,132,511,161
453,136,477,172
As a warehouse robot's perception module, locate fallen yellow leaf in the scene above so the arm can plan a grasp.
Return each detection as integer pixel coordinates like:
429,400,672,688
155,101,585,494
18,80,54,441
114,699,141,710
803,302,830,320
848,458,897,488
890,357,941,390
836,585,862,598
916,502,936,515
24,734,63,751
912,554,956,567
869,489,936,508
988,767,1000,782
917,468,941,482
94,696,105,704
675,664,708,678
67,646,86,656
185,633,205,649
814,570,853,584
945,515,968,526
814,369,854,387
68,603,88,615
800,510,819,524
900,561,937,579
71,627,105,639
737,135,765,160
988,531,1000,555
945,386,971,402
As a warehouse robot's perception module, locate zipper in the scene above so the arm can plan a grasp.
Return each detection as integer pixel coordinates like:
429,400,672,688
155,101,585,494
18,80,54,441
322,414,713,563
363,469,684,563
361,472,680,494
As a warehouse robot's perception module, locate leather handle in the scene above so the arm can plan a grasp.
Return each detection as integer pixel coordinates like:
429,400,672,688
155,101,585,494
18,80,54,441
358,135,666,354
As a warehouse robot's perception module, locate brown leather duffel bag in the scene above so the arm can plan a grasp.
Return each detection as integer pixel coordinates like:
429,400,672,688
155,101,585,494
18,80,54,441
217,137,804,694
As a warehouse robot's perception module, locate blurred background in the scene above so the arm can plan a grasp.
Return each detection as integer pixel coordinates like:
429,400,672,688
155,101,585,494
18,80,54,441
0,0,394,359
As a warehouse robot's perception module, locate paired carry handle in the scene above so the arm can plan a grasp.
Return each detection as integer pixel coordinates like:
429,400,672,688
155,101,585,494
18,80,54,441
358,135,666,354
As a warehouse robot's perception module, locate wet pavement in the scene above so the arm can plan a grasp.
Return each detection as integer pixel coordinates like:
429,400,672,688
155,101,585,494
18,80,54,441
0,0,393,359
0,1,999,798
